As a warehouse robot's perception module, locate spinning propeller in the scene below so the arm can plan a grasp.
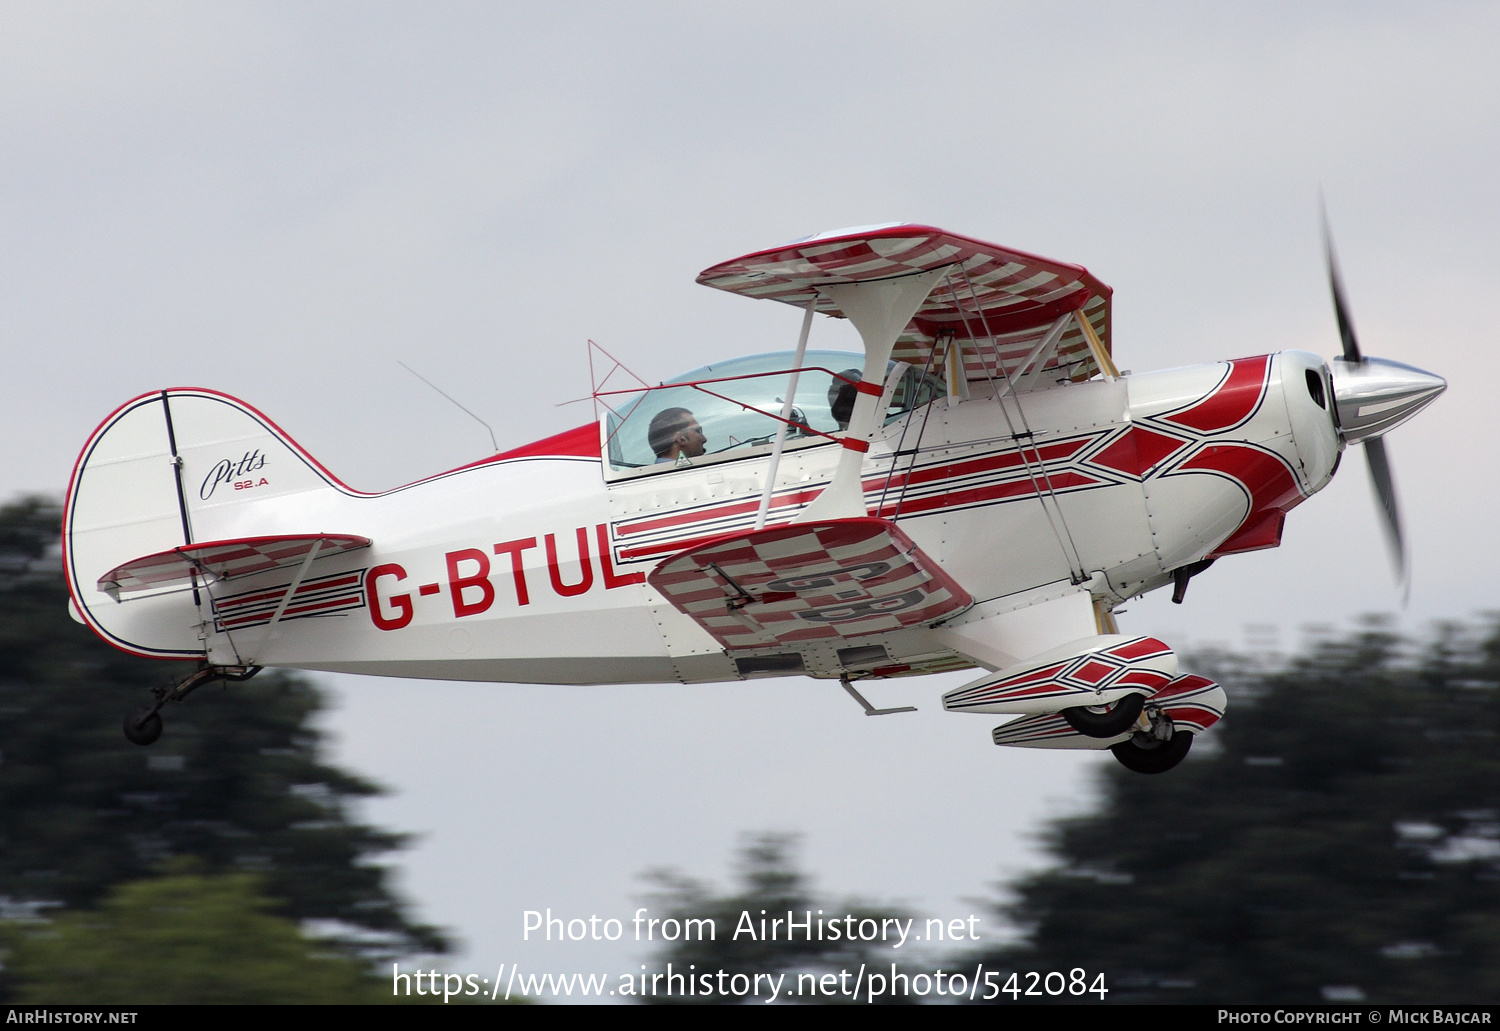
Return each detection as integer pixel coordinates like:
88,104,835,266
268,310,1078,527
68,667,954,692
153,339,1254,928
1322,213,1446,596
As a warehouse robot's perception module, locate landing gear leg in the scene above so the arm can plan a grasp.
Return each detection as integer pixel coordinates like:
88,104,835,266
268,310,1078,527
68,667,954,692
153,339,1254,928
1109,706,1193,774
122,663,261,746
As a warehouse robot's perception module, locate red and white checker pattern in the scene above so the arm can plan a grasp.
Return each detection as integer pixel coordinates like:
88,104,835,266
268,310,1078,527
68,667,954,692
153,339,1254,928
98,534,371,595
945,636,1175,712
990,671,1227,749
697,225,1112,386
647,518,972,651
891,292,1108,389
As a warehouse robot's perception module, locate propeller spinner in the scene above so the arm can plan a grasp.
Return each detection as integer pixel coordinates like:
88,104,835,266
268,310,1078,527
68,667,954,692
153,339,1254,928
1322,216,1446,594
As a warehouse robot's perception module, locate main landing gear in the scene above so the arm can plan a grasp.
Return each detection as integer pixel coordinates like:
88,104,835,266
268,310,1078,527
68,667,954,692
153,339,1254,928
1109,706,1192,774
1059,694,1192,773
1060,692,1145,738
122,663,261,746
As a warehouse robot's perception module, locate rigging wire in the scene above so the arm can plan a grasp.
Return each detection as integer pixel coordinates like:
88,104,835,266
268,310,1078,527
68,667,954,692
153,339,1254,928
954,262,1088,580
873,331,946,521
942,265,1087,583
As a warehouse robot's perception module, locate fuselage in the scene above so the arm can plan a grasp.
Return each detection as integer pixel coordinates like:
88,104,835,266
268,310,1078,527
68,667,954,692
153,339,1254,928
64,349,1341,685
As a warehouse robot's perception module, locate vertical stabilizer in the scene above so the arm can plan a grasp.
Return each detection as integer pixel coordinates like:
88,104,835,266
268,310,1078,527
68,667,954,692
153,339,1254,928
65,389,345,658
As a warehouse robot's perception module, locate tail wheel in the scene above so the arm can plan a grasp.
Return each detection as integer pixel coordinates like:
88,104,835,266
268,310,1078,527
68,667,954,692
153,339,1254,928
118,664,259,747
123,706,163,747
1111,730,1193,774
1061,692,1145,739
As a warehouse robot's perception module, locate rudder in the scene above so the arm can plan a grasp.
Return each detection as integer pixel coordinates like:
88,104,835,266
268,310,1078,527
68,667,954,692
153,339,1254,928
65,389,345,658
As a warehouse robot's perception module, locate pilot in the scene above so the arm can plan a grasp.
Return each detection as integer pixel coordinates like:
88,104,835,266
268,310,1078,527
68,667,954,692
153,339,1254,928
828,370,862,430
649,407,707,464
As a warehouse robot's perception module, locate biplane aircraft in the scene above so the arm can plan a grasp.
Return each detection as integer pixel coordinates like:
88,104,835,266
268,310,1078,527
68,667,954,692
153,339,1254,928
62,224,1445,773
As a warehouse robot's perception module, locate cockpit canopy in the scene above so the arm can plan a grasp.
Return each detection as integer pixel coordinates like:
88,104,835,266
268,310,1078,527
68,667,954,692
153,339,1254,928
605,350,945,474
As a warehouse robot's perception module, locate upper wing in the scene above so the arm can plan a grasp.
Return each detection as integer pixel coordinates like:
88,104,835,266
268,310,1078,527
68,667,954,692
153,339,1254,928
647,517,971,651
97,534,371,598
697,223,1113,389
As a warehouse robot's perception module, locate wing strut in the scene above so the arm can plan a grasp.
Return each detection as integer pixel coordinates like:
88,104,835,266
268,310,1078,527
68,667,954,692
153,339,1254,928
1074,308,1119,380
754,295,818,530
1008,314,1073,396
242,539,322,664
795,266,951,523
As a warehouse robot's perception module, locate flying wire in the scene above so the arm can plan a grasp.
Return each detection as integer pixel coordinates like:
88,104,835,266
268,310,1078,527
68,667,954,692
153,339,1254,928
874,329,944,520
954,261,1088,582
940,267,1085,583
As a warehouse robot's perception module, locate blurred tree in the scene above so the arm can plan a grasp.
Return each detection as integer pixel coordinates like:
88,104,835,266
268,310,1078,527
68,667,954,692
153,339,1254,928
2,866,391,1003
635,833,918,1004
0,497,445,999
969,619,1500,1004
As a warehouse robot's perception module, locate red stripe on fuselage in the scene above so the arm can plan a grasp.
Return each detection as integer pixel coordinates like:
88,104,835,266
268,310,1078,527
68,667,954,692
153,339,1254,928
877,437,1092,494
1177,443,1305,557
873,471,1100,519
1162,355,1272,434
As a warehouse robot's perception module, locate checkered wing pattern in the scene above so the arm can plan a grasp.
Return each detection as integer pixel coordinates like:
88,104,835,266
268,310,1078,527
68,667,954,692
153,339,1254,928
647,518,972,651
697,224,1112,386
98,534,372,595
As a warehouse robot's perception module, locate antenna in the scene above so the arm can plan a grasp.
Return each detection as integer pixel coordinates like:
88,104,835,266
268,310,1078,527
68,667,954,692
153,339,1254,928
397,361,499,453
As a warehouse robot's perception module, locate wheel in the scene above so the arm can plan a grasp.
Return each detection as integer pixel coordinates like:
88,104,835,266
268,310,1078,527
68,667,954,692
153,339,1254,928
123,706,163,746
1061,692,1145,739
1110,730,1192,774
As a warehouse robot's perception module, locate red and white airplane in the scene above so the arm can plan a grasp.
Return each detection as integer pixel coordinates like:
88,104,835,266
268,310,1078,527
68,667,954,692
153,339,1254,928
62,224,1444,774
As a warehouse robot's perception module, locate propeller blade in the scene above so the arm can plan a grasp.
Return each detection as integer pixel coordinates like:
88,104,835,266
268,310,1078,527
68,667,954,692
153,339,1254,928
1322,204,1363,364
1363,436,1408,598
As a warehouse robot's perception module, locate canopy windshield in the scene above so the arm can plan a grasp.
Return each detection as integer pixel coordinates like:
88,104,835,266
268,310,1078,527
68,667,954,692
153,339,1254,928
604,350,943,473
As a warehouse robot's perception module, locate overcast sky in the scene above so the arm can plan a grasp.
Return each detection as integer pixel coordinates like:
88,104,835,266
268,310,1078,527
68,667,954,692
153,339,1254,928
3,2,1496,999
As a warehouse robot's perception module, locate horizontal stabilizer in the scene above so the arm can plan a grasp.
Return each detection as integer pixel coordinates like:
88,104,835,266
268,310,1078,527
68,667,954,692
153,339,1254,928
648,517,971,651
98,534,371,599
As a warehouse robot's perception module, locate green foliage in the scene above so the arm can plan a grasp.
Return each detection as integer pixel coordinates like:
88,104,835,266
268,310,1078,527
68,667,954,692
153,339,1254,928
2,866,390,1003
0,497,444,999
974,619,1500,1004
636,833,916,1004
